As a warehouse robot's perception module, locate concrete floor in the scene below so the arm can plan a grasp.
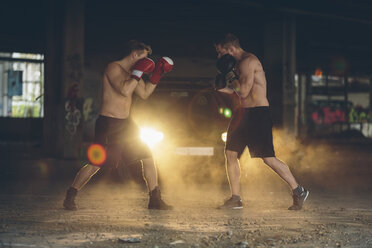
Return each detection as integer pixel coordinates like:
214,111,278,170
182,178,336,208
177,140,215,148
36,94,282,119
1,137,372,247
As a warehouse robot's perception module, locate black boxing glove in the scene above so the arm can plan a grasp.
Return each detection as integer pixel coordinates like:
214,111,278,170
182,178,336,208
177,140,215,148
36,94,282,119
214,73,226,90
214,73,236,92
216,54,239,84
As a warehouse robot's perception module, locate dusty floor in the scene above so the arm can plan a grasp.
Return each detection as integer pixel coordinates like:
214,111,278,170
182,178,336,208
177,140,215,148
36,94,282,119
0,183,371,248
1,138,372,248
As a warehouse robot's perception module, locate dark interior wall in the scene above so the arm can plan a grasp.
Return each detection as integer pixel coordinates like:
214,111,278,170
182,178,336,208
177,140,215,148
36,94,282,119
0,0,47,143
297,15,372,75
83,0,268,131
83,0,267,133
84,0,265,68
0,0,47,53
1,0,372,147
0,118,43,141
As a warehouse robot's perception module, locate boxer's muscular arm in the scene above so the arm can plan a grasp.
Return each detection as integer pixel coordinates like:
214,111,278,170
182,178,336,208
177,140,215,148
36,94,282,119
134,79,157,99
236,58,254,99
218,86,235,94
134,56,174,99
105,63,138,96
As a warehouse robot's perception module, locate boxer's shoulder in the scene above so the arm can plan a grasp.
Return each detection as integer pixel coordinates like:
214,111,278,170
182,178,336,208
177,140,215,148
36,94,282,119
105,62,128,77
242,53,257,62
239,53,260,69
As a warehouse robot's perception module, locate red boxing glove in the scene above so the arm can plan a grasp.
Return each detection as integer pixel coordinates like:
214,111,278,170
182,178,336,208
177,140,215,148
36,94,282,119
131,57,155,81
149,57,174,84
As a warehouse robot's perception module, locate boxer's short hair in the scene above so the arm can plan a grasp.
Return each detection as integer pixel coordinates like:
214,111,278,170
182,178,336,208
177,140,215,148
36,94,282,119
124,40,152,56
214,33,240,49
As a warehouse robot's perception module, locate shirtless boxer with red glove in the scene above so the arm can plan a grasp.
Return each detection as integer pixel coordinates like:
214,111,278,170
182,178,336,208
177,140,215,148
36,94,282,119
63,40,173,211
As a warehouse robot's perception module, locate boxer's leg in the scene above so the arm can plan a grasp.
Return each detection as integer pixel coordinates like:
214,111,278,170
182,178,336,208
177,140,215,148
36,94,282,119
122,119,172,210
71,164,101,190
141,157,172,210
219,108,247,209
262,157,309,210
262,157,298,189
141,157,158,191
218,149,243,209
225,149,241,196
63,164,100,210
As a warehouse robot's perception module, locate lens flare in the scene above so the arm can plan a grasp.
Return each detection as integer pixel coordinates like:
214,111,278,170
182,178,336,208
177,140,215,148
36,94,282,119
224,108,232,118
219,107,224,114
314,68,323,77
221,132,227,142
38,161,49,178
87,144,107,166
140,127,164,148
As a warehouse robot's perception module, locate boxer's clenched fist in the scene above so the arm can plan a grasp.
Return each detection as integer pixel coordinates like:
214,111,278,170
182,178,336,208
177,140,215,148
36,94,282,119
131,57,155,81
216,54,239,84
150,57,174,85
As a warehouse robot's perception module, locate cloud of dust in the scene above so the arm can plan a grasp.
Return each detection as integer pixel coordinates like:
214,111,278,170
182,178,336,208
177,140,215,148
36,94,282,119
268,128,372,192
153,127,372,200
93,125,372,204
151,128,299,199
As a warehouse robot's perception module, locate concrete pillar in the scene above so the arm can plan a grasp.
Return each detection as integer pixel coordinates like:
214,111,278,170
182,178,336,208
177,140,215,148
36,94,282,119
297,74,308,137
44,0,85,158
282,17,297,134
263,16,297,133
370,77,372,119
44,0,64,157
264,19,284,127
61,0,85,159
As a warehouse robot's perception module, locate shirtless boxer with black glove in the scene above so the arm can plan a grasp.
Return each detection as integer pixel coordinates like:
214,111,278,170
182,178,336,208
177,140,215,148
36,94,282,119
214,33,309,210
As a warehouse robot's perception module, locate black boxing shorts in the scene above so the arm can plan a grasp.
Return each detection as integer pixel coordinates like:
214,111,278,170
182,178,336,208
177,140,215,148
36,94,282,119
93,115,152,167
225,106,275,158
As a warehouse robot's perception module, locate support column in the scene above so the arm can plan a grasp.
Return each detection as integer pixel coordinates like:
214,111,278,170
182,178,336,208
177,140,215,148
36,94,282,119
263,16,297,133
61,0,85,158
282,16,297,134
44,0,85,158
44,0,64,157
370,77,372,121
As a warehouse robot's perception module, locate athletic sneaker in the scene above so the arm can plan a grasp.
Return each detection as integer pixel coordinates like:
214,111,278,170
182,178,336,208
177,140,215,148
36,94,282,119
63,187,78,211
288,187,309,210
148,187,173,210
217,195,243,210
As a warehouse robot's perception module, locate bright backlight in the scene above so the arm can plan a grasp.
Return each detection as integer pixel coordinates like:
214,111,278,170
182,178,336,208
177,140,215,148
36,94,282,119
140,127,164,148
221,132,227,142
224,108,232,118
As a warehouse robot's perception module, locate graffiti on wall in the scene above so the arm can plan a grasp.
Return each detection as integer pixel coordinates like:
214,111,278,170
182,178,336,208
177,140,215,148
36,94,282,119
311,100,370,125
65,100,81,135
65,54,83,136
66,54,83,83
349,106,371,123
65,83,81,135
83,97,94,122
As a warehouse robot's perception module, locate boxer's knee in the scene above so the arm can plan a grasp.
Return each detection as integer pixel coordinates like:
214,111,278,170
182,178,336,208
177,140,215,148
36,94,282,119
91,164,101,173
262,157,282,170
141,157,155,167
262,157,272,165
262,157,277,165
82,163,100,175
